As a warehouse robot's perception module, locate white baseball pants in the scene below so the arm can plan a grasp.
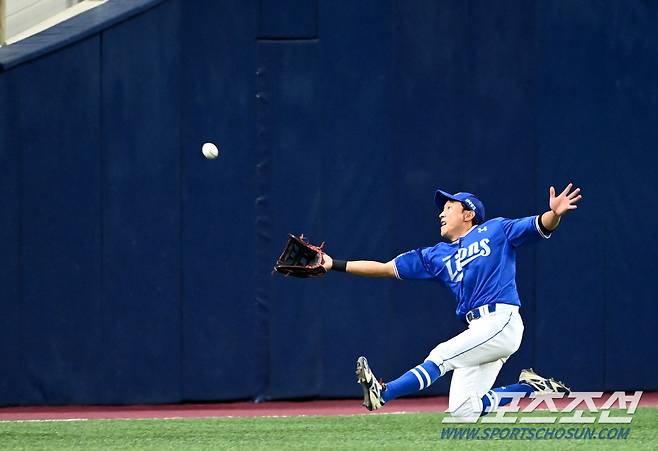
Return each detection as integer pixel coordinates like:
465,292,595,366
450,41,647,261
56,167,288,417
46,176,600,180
425,304,524,417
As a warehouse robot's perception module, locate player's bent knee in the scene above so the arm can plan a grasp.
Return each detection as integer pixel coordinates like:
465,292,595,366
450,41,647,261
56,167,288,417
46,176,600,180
449,394,482,420
424,357,447,377
425,347,450,375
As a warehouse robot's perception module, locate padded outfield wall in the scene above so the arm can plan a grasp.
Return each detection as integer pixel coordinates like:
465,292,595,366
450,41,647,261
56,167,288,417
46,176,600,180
0,0,656,406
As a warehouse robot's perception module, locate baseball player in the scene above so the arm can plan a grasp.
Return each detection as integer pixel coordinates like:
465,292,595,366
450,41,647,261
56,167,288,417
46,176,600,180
322,183,582,418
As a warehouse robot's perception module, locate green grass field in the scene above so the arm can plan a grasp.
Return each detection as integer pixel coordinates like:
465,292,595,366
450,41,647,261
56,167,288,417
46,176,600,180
1,407,656,450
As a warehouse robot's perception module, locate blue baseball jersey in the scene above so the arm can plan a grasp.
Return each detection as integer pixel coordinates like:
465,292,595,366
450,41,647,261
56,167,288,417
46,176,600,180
393,216,550,319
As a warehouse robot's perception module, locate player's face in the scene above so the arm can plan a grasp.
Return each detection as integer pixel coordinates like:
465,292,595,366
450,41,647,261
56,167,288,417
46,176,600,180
438,201,473,240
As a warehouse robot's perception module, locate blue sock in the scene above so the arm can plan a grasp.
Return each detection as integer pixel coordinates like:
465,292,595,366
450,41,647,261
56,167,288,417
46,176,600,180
481,383,534,415
382,361,441,403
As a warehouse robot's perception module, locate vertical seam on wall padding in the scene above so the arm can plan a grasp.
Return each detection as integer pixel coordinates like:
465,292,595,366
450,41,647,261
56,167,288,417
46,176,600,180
254,50,271,402
257,0,262,37
314,0,320,38
99,30,105,398
17,63,25,398
531,0,538,372
603,1,618,392
177,8,184,402
465,0,473,188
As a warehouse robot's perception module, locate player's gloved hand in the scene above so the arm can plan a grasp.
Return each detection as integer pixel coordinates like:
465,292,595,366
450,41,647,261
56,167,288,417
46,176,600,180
549,183,582,216
273,234,328,278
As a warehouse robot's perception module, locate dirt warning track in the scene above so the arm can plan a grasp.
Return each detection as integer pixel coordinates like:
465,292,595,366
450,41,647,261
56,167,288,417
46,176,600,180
1,393,656,421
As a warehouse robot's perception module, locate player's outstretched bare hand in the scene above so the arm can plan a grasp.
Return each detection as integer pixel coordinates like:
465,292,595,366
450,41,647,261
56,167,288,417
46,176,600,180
549,183,582,216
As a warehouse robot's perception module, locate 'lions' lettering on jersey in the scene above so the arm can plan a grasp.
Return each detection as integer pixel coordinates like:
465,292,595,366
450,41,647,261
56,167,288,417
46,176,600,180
443,238,491,282
393,215,550,319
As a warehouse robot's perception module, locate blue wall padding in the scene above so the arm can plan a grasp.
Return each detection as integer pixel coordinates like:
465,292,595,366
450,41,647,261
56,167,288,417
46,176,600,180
533,1,613,392
259,0,318,39
0,0,657,406
98,1,182,404
258,42,326,399
179,0,260,402
0,65,22,405
604,4,658,389
6,37,103,405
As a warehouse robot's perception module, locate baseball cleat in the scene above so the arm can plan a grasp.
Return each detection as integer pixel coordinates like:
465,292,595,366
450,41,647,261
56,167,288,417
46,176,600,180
519,368,571,394
355,356,385,411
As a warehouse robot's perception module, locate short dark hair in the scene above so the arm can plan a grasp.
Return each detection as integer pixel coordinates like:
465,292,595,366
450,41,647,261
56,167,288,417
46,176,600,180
461,203,481,225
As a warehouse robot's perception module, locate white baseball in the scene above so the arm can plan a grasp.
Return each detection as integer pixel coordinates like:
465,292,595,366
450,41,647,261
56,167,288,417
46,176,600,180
202,142,219,159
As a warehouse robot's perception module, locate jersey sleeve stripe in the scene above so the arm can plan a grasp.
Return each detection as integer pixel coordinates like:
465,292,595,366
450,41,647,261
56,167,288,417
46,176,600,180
392,258,402,279
534,215,552,239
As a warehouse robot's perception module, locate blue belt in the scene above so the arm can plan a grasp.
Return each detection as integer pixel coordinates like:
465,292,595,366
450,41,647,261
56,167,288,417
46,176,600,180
465,304,497,323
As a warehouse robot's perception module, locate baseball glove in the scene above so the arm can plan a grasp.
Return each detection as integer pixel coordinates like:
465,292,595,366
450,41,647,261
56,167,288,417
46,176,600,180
274,234,327,278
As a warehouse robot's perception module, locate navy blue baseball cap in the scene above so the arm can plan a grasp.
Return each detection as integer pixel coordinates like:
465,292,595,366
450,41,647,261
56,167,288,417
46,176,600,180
434,190,486,224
